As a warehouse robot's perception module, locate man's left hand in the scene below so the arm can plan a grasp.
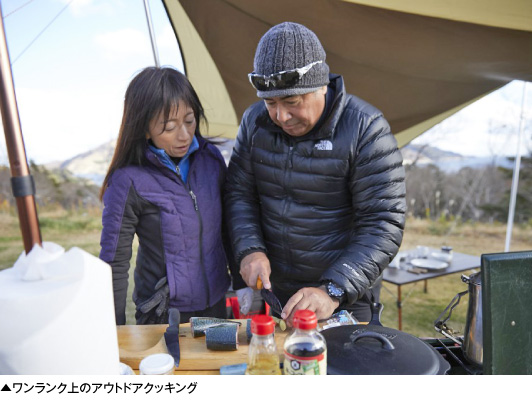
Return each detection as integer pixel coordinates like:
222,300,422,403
281,286,340,327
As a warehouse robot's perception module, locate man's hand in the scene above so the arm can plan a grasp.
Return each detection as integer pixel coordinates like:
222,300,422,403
240,251,272,289
281,286,339,327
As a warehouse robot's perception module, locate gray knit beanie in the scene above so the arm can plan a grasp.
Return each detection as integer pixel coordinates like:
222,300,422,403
252,22,329,98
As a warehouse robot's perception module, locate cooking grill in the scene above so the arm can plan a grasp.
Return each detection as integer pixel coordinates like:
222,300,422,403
423,337,482,375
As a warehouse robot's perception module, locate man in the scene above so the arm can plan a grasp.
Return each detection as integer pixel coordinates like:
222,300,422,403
225,22,406,324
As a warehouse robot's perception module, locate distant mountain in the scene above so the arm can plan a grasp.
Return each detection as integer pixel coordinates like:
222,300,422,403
400,144,514,172
46,140,116,186
44,139,513,186
45,138,236,186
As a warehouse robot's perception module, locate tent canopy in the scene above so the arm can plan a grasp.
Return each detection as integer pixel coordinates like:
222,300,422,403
162,0,532,147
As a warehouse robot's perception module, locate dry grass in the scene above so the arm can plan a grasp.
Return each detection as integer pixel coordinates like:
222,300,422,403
0,208,102,270
1,210,530,336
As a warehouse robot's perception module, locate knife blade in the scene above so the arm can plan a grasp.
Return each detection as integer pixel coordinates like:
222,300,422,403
257,278,283,317
164,307,180,367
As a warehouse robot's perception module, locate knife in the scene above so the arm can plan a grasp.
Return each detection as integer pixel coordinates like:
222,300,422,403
257,278,283,317
164,307,181,368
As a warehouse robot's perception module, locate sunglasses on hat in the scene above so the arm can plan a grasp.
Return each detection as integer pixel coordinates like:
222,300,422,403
248,60,323,91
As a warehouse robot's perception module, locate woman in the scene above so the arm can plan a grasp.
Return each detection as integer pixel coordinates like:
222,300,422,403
99,67,239,325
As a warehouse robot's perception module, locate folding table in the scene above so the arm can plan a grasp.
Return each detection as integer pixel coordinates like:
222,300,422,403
382,249,480,330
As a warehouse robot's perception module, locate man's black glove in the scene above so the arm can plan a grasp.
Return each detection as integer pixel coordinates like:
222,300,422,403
136,277,170,324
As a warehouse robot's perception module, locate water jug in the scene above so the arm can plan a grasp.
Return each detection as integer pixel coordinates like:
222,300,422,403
461,272,483,366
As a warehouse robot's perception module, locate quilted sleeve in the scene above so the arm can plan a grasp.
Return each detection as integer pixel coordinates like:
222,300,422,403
224,107,268,266
320,113,406,303
99,169,140,325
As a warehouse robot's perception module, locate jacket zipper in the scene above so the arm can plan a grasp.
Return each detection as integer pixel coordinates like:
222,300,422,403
282,142,294,268
288,146,294,169
181,165,210,306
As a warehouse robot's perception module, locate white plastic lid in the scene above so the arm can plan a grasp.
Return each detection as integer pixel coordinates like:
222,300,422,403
139,353,175,375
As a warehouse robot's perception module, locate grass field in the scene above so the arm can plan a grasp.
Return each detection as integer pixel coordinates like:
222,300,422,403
1,207,531,337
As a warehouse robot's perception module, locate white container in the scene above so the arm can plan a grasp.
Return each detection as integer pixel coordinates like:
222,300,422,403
431,252,453,263
431,246,453,263
0,242,120,374
415,245,430,258
139,353,175,375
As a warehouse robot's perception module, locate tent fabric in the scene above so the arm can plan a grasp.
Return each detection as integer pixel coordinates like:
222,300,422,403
342,0,532,32
163,0,532,147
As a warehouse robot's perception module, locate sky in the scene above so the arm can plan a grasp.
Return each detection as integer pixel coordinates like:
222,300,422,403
0,0,183,165
415,80,532,159
0,0,531,167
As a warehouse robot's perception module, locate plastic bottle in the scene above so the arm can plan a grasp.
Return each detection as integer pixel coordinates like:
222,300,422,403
283,309,327,375
245,314,281,375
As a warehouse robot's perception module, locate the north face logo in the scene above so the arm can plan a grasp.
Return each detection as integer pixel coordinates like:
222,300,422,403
314,140,333,150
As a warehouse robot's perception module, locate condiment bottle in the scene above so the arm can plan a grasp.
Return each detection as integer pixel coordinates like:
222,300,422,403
245,314,281,375
283,309,327,375
139,353,175,375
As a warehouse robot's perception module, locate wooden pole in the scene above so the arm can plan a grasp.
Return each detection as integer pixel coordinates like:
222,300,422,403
0,5,42,253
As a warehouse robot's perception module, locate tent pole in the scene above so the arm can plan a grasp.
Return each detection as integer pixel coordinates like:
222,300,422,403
504,82,528,252
0,5,42,254
143,0,160,67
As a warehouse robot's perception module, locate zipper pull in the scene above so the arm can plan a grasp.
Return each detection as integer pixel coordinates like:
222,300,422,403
288,146,294,169
176,165,181,177
189,190,198,210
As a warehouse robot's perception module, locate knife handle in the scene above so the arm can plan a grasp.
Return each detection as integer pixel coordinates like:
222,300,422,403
168,307,180,326
256,277,263,289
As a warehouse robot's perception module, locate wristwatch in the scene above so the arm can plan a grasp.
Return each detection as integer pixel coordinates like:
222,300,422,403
323,281,346,304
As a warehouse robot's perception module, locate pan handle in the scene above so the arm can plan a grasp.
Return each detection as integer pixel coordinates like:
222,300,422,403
345,331,395,351
434,290,468,345
369,302,384,326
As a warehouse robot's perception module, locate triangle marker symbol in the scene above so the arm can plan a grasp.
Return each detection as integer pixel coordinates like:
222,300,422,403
1,384,11,391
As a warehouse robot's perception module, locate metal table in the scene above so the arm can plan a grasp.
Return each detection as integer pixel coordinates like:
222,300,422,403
382,249,480,330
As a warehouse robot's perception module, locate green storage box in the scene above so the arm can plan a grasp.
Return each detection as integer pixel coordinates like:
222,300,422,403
481,250,532,375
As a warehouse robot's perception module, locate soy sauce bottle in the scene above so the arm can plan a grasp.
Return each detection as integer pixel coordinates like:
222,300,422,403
283,310,327,375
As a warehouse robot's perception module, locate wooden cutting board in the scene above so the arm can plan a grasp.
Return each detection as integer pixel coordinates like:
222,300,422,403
118,320,289,372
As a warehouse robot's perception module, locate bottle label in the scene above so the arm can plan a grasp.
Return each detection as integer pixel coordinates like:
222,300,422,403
283,350,327,375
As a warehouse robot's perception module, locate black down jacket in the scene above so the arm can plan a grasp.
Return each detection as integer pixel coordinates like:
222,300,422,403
225,74,406,305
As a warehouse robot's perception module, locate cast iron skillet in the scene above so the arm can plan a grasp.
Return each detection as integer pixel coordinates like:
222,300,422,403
321,302,451,375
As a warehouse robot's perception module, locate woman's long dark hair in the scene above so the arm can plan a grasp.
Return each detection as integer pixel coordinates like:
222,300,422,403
99,66,207,200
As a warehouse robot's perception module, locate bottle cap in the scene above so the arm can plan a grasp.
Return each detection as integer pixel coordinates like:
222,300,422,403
293,309,318,330
139,353,175,375
251,314,275,335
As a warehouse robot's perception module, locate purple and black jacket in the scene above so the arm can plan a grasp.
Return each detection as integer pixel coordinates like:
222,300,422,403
100,137,237,325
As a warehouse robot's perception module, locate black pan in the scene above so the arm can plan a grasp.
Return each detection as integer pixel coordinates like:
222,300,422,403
321,302,450,375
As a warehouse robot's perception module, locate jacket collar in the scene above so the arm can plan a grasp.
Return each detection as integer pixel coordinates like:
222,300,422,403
256,74,346,141
145,135,202,172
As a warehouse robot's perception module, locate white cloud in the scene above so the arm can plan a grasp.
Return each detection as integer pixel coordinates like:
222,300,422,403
155,25,184,73
414,81,532,158
94,28,151,61
157,24,179,50
57,0,121,17
12,86,123,164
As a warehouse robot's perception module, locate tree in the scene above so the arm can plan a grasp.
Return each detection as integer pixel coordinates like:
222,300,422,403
481,154,532,224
